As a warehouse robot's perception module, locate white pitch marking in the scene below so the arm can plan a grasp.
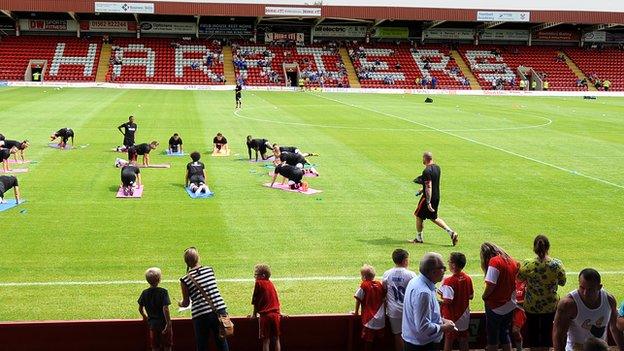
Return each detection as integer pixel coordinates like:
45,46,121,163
312,94,624,190
1,271,623,287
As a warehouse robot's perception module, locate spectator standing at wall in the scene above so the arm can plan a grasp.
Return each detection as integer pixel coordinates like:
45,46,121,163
440,252,473,351
518,234,566,351
480,242,519,351
402,252,456,351
250,264,282,351
138,267,173,351
179,247,230,351
353,265,385,351
382,249,417,351
553,268,624,351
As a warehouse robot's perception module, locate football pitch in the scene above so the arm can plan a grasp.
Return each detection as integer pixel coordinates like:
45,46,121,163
1,87,623,321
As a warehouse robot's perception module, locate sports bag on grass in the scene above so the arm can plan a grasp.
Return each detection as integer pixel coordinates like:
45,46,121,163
187,271,235,338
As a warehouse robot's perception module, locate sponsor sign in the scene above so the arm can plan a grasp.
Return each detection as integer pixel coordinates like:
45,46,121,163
0,23,14,30
371,27,409,39
533,30,580,41
140,21,196,34
20,19,76,32
606,32,624,43
80,20,136,32
477,11,530,22
265,7,321,17
424,28,473,40
265,32,305,43
199,23,253,36
481,29,529,41
313,25,367,38
95,2,155,14
582,31,606,42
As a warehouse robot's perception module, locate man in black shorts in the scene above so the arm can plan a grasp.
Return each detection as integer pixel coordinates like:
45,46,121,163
128,141,159,166
246,135,273,161
1,147,18,172
213,133,229,154
185,151,211,195
1,140,29,162
410,151,458,246
117,115,137,150
120,162,141,196
168,133,183,154
50,128,74,148
270,163,306,190
235,84,242,109
0,175,20,204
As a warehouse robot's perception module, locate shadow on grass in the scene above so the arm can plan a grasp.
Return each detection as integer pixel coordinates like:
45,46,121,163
108,185,120,193
358,236,451,247
170,183,186,189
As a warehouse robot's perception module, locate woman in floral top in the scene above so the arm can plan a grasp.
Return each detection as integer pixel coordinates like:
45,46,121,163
518,234,566,350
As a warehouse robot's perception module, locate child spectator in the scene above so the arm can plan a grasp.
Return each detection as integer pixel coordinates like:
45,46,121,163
440,252,474,351
138,267,173,351
511,279,527,351
250,264,282,351
382,249,417,351
354,265,385,351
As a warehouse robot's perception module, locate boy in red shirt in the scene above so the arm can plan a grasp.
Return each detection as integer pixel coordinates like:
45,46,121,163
250,264,282,351
440,252,474,351
354,264,385,351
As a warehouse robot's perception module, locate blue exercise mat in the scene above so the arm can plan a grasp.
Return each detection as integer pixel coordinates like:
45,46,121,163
0,199,25,212
185,187,214,199
165,150,186,156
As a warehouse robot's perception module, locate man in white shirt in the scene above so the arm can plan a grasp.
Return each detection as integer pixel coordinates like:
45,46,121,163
383,249,418,351
402,252,456,351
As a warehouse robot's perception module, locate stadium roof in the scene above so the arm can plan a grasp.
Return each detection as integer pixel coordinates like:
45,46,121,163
0,0,623,24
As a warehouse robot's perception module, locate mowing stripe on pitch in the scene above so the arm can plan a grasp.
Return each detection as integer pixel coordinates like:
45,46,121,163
2,271,623,287
312,94,624,190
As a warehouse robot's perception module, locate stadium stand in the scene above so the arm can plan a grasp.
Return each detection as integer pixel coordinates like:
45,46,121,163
564,48,624,91
232,43,349,87
106,38,225,84
349,44,471,89
459,45,586,91
0,36,101,82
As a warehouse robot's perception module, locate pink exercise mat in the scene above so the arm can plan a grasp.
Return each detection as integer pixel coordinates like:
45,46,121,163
116,186,144,198
0,168,28,173
263,182,322,195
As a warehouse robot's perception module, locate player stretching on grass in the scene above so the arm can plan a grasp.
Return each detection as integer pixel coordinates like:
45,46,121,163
50,128,74,148
235,84,242,109
409,151,458,246
247,135,273,162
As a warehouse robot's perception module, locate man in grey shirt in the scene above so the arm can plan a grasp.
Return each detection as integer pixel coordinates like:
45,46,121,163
402,252,456,351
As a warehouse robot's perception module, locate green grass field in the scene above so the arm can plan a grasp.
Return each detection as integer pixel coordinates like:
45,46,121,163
1,87,623,321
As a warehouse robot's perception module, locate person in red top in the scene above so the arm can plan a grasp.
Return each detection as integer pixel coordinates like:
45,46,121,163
511,280,527,351
354,264,386,351
250,264,282,351
480,242,519,351
440,252,474,351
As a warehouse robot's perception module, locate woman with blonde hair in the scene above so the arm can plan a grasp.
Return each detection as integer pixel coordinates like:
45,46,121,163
179,247,229,351
480,242,519,351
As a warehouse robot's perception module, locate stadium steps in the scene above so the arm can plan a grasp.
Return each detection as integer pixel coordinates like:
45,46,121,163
339,47,361,88
450,49,481,90
559,50,596,91
95,43,111,82
222,46,236,84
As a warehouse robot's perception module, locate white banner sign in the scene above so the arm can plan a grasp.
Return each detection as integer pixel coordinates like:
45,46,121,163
477,11,530,22
95,2,155,14
313,25,367,38
140,21,196,34
265,6,321,17
265,32,305,43
481,29,529,41
583,31,607,42
19,19,76,32
424,28,474,40
81,20,136,32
